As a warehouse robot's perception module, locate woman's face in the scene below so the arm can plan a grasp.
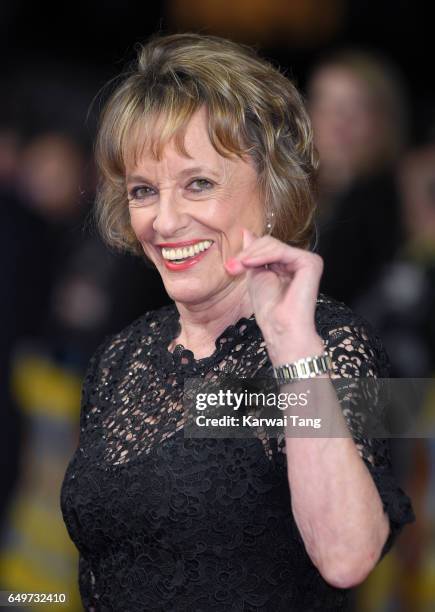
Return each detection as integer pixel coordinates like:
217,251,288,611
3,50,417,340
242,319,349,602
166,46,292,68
308,66,384,177
126,106,265,306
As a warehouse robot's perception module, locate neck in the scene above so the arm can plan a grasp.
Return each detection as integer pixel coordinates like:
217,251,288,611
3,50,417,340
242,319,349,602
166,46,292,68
170,282,254,359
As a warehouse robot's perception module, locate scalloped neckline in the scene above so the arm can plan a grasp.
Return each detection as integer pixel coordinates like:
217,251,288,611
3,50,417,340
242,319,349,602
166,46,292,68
164,304,257,365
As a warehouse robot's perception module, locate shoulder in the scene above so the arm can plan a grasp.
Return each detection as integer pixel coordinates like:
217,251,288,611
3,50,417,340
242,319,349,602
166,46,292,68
315,291,379,332
315,292,364,328
86,302,177,377
315,292,391,377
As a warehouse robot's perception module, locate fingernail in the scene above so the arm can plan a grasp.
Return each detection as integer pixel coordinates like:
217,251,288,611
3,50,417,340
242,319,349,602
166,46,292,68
225,257,242,273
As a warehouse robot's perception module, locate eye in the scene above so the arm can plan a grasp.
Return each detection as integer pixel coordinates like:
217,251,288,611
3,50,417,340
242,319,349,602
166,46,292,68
187,178,214,192
127,185,156,204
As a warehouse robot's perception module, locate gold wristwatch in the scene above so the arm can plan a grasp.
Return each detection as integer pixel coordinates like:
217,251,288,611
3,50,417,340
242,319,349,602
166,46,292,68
272,350,333,383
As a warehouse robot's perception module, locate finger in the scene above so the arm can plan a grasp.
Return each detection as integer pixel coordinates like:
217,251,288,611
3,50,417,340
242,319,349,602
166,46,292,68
229,242,314,278
224,257,246,275
241,247,308,275
239,228,274,260
237,236,308,267
225,227,260,275
239,250,294,269
280,256,324,317
225,254,285,275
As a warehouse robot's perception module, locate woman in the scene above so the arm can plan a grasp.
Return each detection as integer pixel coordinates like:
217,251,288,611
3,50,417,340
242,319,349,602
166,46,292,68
60,33,414,611
307,50,408,305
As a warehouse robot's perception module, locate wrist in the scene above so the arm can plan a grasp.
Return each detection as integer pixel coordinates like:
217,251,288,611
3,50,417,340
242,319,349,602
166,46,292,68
266,332,325,367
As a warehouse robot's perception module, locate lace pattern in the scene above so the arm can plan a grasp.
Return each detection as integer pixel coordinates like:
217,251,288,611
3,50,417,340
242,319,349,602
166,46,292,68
60,293,415,611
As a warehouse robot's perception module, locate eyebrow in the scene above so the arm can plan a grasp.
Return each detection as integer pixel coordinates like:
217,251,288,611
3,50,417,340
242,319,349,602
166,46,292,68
126,166,221,185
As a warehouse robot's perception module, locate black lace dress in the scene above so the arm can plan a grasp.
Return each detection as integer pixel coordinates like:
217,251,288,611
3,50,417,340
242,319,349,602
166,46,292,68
60,293,415,611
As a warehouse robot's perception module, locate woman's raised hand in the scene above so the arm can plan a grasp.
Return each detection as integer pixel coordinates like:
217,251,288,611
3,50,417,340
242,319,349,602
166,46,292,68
224,228,325,364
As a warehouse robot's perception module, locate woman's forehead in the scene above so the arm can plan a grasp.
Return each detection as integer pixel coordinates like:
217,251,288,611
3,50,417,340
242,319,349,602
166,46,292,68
124,109,253,177
125,150,253,190
124,108,214,168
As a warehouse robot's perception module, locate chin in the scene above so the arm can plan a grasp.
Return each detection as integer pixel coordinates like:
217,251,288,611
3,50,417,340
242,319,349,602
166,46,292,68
161,276,215,306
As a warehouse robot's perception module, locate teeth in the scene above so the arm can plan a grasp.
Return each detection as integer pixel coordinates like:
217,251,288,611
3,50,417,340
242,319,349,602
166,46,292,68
161,240,212,261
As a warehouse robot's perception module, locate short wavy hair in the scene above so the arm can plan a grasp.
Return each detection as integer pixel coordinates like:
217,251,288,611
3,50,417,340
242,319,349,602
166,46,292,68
94,32,318,256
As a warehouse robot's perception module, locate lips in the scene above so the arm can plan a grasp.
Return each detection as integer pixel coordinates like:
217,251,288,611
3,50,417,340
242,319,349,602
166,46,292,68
156,239,214,271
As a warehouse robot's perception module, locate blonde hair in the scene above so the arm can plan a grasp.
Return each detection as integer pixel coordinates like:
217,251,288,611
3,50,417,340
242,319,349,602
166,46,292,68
94,32,318,255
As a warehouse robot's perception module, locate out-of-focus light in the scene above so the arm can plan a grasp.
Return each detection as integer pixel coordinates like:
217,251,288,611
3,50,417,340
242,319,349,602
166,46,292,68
168,0,344,46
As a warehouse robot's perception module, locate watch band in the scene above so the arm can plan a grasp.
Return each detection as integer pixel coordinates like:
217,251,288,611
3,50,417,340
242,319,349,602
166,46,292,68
273,350,333,383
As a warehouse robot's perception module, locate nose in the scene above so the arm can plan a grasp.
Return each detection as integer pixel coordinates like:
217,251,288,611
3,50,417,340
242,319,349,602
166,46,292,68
152,191,189,238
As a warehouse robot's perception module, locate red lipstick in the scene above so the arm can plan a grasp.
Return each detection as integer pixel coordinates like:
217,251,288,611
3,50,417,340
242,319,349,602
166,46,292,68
163,251,209,271
157,239,214,272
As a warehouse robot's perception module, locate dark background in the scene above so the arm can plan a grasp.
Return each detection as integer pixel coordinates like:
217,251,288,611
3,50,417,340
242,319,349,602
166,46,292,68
1,3,434,610
1,0,434,147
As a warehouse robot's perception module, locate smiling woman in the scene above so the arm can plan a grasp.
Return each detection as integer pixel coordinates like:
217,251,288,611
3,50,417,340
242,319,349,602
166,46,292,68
94,33,317,259
123,104,267,307
60,33,415,612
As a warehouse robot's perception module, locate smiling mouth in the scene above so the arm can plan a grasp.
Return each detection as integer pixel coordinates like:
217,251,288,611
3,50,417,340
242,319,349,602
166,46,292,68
160,240,213,264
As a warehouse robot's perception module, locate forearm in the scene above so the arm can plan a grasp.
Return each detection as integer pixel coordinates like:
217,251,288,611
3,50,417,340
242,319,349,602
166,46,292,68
268,333,390,588
285,429,389,587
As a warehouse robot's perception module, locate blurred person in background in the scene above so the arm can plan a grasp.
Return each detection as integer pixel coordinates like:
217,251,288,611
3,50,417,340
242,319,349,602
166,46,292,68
308,50,408,307
14,130,169,361
355,144,435,377
0,128,168,608
0,130,94,610
13,132,89,342
303,51,433,611
0,124,25,533
352,144,435,610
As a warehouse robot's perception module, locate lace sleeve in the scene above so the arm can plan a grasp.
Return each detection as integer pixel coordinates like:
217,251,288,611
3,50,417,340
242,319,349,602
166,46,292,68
323,320,415,559
276,305,415,560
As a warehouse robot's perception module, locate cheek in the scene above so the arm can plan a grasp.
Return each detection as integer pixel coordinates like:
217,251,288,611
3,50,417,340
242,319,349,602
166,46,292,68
202,200,253,241
208,182,262,227
208,199,263,256
129,208,154,242
128,209,161,262
191,197,237,233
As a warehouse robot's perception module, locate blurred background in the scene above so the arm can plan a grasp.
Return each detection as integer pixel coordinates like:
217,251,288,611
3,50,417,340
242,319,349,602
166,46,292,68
0,1,434,610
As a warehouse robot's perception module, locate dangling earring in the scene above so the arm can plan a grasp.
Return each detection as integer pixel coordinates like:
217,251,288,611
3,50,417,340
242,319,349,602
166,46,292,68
266,211,275,234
